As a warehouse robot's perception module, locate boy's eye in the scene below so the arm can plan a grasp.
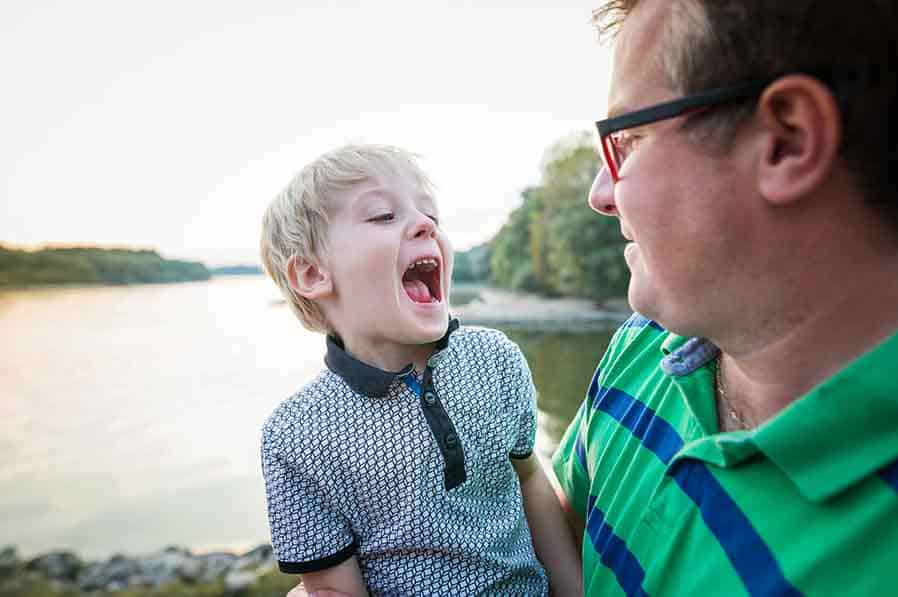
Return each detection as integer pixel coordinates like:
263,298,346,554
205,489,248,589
368,213,395,223
427,215,440,226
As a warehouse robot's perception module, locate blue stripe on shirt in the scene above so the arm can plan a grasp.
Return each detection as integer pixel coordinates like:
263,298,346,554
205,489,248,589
591,385,683,464
669,460,803,597
587,382,802,597
620,314,665,332
587,366,601,410
575,436,588,471
586,495,650,597
878,458,898,493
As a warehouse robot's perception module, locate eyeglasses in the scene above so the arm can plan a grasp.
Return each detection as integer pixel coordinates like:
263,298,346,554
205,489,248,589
596,77,777,183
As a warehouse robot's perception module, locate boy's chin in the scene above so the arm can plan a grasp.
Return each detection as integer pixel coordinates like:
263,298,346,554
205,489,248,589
405,313,449,342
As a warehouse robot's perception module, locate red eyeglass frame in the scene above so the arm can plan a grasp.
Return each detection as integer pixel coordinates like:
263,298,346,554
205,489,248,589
596,78,777,183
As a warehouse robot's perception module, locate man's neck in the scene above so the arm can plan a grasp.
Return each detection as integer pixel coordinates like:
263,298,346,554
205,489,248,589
713,257,898,428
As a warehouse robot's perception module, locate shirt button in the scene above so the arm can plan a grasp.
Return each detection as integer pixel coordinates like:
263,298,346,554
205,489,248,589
423,391,437,405
445,433,458,449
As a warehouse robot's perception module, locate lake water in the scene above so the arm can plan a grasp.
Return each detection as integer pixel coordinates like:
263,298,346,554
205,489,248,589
1,277,614,560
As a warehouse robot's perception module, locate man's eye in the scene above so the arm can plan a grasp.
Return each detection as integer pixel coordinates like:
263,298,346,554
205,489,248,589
427,215,440,226
613,131,644,161
368,213,395,223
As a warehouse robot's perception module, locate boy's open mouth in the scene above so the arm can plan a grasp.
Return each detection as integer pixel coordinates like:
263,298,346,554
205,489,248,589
402,258,442,304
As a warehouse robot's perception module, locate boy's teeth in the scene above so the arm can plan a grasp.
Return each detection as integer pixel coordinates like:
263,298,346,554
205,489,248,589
408,258,438,272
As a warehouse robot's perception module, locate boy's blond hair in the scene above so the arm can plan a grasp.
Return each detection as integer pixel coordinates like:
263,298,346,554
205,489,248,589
260,144,435,333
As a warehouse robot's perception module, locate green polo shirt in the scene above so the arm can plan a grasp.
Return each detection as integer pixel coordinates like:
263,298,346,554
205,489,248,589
553,314,898,596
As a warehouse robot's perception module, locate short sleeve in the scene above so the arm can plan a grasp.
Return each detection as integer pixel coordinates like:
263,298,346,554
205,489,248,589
552,390,593,521
261,422,356,574
504,340,538,459
553,321,644,520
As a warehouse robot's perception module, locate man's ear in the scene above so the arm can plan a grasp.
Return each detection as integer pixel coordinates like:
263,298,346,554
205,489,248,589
286,254,333,300
755,74,842,205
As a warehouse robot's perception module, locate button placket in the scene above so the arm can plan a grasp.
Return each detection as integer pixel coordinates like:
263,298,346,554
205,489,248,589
417,365,467,490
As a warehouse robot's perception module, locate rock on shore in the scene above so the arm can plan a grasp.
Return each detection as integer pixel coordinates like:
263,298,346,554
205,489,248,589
1,544,305,595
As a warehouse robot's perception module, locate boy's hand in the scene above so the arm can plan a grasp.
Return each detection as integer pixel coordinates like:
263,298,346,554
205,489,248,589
287,582,356,597
286,555,368,597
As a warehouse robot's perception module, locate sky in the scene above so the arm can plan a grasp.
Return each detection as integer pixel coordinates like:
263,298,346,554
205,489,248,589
0,1,612,267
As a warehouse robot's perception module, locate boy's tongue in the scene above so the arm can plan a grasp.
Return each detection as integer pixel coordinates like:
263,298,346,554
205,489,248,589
403,279,433,303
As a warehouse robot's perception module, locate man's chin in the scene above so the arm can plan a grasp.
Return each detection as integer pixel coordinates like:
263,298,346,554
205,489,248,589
628,289,705,338
627,282,661,323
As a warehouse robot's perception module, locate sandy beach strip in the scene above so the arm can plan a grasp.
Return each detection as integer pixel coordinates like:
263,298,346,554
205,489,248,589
451,287,630,331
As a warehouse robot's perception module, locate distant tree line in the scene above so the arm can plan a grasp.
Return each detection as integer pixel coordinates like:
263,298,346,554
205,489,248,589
0,246,210,287
209,265,263,276
452,243,492,283
4,133,624,297
453,132,629,304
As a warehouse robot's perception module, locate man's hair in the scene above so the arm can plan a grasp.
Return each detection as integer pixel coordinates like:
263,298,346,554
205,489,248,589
260,144,434,332
593,0,898,220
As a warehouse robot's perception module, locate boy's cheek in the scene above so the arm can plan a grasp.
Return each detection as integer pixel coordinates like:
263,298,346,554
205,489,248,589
444,257,455,284
442,243,455,279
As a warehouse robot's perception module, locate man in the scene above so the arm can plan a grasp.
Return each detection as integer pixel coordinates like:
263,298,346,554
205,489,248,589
552,1,898,595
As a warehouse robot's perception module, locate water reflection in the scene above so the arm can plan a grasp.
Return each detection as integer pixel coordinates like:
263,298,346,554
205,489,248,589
502,329,615,457
1,278,322,559
1,278,618,559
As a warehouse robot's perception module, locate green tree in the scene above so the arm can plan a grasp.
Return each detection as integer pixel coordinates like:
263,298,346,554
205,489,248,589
452,243,493,283
540,135,629,302
490,187,546,293
489,132,629,303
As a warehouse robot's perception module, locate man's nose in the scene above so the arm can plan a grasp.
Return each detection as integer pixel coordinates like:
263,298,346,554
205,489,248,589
587,165,617,216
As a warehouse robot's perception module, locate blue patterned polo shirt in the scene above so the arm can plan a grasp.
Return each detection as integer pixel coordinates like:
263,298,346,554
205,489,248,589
261,320,548,596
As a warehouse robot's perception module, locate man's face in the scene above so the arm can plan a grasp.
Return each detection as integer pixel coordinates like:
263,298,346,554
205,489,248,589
322,170,453,362
588,0,755,334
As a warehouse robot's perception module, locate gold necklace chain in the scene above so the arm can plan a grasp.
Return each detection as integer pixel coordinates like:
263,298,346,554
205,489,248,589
716,356,750,430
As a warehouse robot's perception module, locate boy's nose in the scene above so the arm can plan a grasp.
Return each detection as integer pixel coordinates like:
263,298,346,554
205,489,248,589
587,166,618,216
410,212,437,239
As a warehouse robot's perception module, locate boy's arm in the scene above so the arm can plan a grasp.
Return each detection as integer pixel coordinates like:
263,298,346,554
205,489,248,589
557,487,586,554
513,455,583,597
262,417,365,597
285,557,368,597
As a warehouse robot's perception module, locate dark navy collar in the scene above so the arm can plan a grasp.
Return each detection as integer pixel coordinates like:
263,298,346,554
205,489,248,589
324,318,460,398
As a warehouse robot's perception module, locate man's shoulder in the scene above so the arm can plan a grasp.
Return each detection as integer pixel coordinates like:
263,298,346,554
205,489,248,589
601,313,670,373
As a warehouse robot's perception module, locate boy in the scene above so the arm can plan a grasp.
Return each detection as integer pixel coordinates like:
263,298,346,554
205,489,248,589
259,145,581,596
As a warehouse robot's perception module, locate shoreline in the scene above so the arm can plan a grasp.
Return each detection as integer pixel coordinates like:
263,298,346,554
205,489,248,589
0,273,261,293
452,287,631,330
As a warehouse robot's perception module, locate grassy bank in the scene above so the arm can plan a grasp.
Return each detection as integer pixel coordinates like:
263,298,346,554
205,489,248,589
1,569,299,597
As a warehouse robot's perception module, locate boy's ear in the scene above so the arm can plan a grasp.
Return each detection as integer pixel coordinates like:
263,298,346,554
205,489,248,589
286,255,333,300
